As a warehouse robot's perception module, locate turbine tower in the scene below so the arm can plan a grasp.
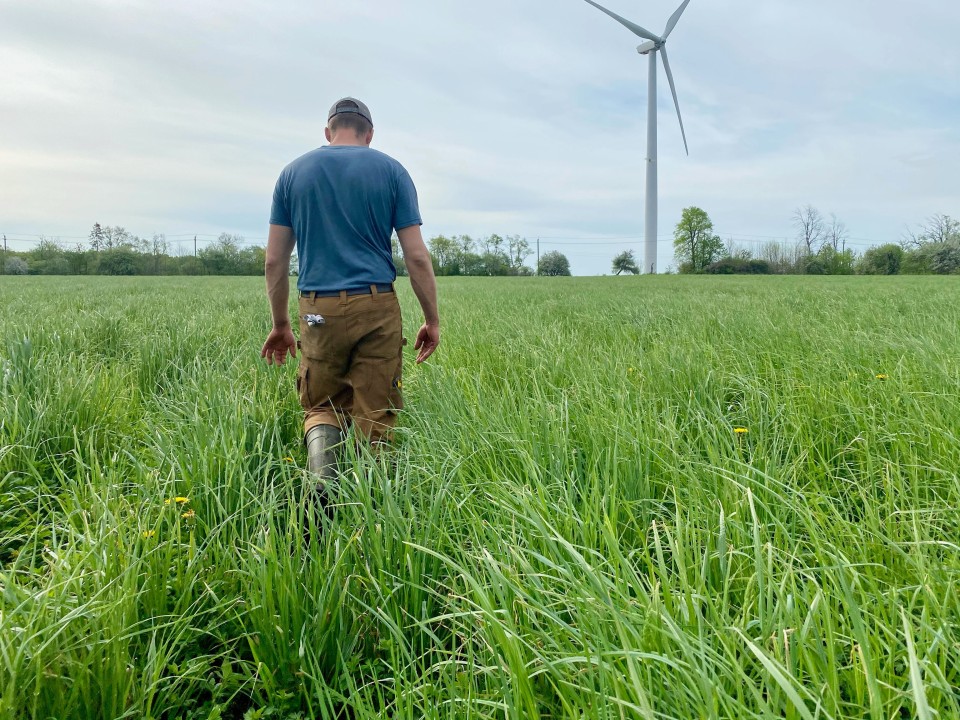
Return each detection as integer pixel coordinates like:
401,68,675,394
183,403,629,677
582,0,691,274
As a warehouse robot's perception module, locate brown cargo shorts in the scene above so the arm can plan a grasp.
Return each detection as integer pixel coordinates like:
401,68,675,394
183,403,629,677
297,286,404,445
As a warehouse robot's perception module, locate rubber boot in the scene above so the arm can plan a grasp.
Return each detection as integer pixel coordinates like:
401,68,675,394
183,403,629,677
305,424,343,521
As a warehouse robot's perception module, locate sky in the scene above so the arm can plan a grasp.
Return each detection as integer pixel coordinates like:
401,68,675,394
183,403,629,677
1,0,958,275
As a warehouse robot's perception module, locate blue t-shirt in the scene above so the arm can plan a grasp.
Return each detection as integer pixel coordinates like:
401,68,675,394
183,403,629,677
270,145,422,292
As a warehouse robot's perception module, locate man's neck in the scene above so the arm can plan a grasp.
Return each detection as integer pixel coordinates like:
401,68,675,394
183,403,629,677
328,134,368,148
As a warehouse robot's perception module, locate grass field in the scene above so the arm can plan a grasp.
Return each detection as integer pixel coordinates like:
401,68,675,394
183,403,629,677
1,275,958,719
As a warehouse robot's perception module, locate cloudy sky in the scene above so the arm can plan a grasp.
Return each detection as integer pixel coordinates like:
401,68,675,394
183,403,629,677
2,0,958,274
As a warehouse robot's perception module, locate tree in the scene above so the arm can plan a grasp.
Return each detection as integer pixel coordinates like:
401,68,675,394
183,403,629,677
461,251,485,276
906,214,960,246
89,223,105,252
794,205,826,255
199,233,244,275
758,240,803,274
148,233,168,275
538,251,571,276
859,244,904,275
5,257,28,275
724,238,753,261
903,243,960,274
102,226,133,250
427,235,457,275
479,251,511,276
927,245,960,274
29,237,70,275
705,257,772,274
390,235,406,276
804,245,854,275
612,250,640,275
454,235,476,275
66,242,90,274
673,207,724,273
97,248,139,275
507,235,532,273
455,235,475,256
825,213,849,252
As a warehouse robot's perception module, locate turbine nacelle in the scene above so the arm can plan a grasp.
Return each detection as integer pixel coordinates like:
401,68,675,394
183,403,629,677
636,40,659,55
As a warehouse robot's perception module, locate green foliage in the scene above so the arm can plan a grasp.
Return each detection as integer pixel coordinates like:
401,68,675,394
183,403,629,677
88,222,105,252
6,225,266,277
704,257,772,274
97,248,140,275
391,235,406,276
803,245,855,275
1,277,960,718
858,244,904,275
4,257,28,275
427,234,457,275
537,250,571,276
611,250,640,275
902,242,960,275
424,234,533,277
198,234,255,275
674,207,724,272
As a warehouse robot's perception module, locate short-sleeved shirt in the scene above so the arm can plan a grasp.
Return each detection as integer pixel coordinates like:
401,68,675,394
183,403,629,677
270,145,422,293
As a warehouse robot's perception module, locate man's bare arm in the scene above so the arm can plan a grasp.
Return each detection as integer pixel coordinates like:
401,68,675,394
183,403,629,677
265,224,296,327
397,225,440,362
261,224,298,365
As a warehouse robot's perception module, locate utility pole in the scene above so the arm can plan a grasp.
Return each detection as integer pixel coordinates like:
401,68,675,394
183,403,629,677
2,234,6,275
536,238,540,275
194,235,197,257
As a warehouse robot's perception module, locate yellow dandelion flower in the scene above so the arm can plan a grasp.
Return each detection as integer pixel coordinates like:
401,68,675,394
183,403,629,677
627,367,635,374
734,427,749,434
181,509,195,520
142,530,156,538
283,456,295,463
875,374,888,381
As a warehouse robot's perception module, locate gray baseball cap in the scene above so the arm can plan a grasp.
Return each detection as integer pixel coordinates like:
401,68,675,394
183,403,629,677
328,97,373,126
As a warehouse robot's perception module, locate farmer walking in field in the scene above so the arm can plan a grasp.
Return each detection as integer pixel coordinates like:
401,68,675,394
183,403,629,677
261,97,440,509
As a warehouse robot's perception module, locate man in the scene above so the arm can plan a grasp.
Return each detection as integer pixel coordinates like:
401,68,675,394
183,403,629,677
261,97,440,501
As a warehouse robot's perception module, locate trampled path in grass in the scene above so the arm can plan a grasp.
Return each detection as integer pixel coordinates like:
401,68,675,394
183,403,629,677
1,275,958,719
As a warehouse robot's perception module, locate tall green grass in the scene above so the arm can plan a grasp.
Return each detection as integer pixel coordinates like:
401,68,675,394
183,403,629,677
1,275,958,719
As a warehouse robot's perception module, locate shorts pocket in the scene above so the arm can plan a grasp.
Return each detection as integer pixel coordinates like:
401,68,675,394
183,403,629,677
296,364,311,409
299,325,327,360
388,341,405,412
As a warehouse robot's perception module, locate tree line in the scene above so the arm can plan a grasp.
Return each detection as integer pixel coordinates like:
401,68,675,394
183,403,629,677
393,234,571,277
5,213,957,278
2,224,266,276
610,208,960,276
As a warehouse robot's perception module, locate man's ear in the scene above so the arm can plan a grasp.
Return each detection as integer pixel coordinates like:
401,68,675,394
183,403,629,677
365,128,374,146
324,126,332,142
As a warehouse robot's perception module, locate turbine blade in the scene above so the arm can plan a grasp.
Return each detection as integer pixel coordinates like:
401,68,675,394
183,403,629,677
659,47,689,155
582,0,660,43
662,0,691,39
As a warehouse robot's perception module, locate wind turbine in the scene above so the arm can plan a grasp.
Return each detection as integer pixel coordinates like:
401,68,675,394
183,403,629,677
582,0,691,274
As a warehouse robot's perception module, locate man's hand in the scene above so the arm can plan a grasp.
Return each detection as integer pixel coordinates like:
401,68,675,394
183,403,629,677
261,325,297,366
397,225,440,362
414,323,440,363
